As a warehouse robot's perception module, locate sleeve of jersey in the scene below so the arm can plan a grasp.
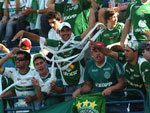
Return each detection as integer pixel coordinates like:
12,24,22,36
114,60,125,79
2,68,15,79
141,62,150,84
84,60,93,82
55,3,65,13
117,52,126,64
46,39,59,47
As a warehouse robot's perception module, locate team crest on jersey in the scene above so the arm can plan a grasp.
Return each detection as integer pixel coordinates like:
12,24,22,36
138,20,147,28
104,72,111,79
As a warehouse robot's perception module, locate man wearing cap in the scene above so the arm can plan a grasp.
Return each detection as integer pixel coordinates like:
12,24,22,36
12,22,95,100
32,53,64,106
90,40,150,112
73,42,127,113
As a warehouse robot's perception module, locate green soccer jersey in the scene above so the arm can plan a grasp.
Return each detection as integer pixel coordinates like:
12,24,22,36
84,56,125,101
128,0,150,40
46,36,85,86
96,22,124,46
55,0,91,36
118,52,150,96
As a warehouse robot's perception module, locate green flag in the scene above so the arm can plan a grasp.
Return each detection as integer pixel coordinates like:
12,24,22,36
26,0,38,24
72,93,105,113
30,98,74,113
146,86,150,113
0,99,4,113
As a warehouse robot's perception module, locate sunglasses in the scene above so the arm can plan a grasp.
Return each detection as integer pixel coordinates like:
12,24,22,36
15,57,26,61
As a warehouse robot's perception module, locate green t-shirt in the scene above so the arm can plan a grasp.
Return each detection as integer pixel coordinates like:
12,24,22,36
96,22,124,46
46,37,85,86
124,0,139,19
118,52,150,96
127,0,150,40
55,0,91,36
84,57,125,101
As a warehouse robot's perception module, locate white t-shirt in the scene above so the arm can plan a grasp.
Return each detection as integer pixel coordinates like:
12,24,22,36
48,28,61,40
3,67,38,97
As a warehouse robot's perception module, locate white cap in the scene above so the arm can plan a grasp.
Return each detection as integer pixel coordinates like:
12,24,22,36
59,22,71,31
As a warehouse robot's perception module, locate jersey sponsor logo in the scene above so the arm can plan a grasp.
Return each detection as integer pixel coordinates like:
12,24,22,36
95,82,112,88
104,72,111,79
63,70,78,76
64,14,77,21
135,28,150,33
126,79,143,88
66,4,79,11
91,69,98,72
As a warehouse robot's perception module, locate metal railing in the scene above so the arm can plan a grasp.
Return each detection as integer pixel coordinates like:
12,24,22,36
1,89,145,113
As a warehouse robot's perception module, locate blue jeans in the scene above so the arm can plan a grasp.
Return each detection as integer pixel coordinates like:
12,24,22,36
0,22,6,41
106,103,128,113
0,20,17,42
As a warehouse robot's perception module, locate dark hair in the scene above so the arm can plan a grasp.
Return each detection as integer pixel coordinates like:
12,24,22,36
16,51,31,63
46,11,61,21
104,8,119,23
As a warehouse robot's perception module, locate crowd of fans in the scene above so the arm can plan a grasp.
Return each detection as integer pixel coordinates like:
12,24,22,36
0,0,150,113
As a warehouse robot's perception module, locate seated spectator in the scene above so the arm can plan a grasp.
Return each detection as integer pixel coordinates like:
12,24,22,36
16,0,50,36
32,53,64,107
73,42,127,113
90,40,150,112
0,49,38,109
96,8,128,48
46,0,96,36
12,22,96,101
46,11,62,40
0,0,25,47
